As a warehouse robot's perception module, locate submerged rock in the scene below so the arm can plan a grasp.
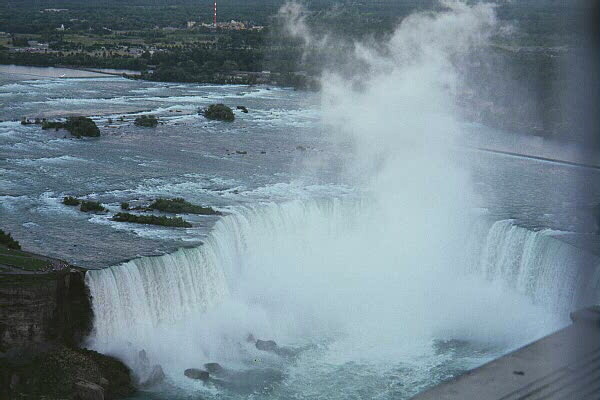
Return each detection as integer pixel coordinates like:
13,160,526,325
255,340,278,352
254,338,299,358
204,363,224,374
184,368,209,381
134,350,165,388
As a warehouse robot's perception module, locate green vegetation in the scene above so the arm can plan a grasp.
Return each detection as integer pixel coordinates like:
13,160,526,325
63,197,106,213
0,247,53,271
0,253,50,271
120,202,130,210
0,229,21,250
112,212,192,227
62,196,81,206
134,115,159,127
64,116,100,137
149,198,222,215
201,104,235,122
37,117,100,137
79,200,106,213
41,121,65,131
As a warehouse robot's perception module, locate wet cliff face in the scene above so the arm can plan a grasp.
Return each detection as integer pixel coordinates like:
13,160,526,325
0,270,135,399
0,270,92,351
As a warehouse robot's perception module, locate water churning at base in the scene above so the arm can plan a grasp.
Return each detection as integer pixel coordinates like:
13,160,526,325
86,200,600,377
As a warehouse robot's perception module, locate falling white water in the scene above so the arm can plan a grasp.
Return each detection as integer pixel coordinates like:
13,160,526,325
86,246,229,353
86,201,599,382
464,219,600,314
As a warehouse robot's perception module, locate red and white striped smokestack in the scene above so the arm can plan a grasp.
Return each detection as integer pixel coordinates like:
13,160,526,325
213,0,217,28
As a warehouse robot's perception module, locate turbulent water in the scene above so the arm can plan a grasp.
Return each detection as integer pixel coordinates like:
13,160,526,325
85,201,600,399
2,2,600,399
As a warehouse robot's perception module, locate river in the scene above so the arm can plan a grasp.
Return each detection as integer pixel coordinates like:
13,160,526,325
0,54,599,400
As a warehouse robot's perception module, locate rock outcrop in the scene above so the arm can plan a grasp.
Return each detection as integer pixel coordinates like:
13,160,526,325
184,368,210,381
0,269,92,350
0,266,134,399
0,343,134,399
134,349,165,388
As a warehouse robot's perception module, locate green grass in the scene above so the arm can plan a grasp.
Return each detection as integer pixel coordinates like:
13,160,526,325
0,253,50,271
0,229,21,250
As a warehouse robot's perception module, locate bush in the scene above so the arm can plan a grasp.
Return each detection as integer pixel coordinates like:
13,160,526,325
0,229,21,250
120,202,129,210
149,198,222,215
80,200,106,213
63,196,81,206
112,212,192,227
64,116,100,137
134,115,159,127
200,104,234,122
42,121,65,131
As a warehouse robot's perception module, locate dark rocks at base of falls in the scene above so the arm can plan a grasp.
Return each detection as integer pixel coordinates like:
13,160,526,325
134,349,165,388
254,338,299,358
184,368,210,381
0,268,135,399
204,362,224,374
255,339,278,352
0,343,135,400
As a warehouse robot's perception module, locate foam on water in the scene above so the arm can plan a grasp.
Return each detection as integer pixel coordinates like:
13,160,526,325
85,198,596,398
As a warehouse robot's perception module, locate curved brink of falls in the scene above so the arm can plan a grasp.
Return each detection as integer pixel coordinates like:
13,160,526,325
85,199,600,384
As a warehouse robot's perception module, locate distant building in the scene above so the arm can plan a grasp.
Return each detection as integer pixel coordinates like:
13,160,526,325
57,24,65,31
217,20,246,30
11,41,50,54
195,20,262,31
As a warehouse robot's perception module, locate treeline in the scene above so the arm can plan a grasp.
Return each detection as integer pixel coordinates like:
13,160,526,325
0,51,147,70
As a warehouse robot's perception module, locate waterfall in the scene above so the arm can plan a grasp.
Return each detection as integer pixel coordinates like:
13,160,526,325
85,199,600,377
465,219,600,314
86,241,229,351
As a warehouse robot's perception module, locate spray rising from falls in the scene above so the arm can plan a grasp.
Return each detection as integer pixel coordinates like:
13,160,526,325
86,2,599,395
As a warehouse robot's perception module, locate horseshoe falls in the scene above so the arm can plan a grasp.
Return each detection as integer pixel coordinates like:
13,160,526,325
85,200,600,399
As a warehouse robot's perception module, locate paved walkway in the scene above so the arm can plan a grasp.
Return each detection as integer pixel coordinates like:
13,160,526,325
411,306,600,400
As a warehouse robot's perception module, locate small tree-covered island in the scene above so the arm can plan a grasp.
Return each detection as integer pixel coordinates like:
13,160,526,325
134,115,159,127
200,104,235,122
